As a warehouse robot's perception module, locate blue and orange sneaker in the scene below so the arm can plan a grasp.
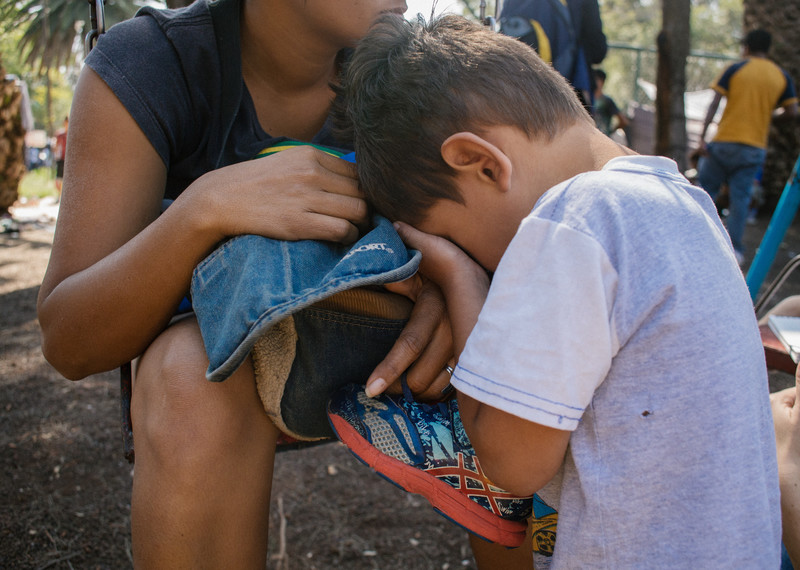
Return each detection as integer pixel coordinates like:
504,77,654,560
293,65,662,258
327,383,533,547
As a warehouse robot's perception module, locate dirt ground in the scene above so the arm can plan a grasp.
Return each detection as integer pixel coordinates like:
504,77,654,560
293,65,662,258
1,199,798,569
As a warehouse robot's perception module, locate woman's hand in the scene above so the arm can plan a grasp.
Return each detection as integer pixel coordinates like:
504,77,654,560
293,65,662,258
365,222,492,401
187,145,369,245
365,274,454,401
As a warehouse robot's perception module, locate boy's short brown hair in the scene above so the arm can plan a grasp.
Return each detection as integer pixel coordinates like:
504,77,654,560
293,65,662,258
334,14,591,225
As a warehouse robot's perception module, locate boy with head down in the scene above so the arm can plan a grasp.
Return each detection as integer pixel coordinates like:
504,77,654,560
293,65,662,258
328,14,780,566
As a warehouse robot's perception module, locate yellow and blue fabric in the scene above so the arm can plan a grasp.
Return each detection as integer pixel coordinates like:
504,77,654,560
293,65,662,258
253,140,355,163
711,57,798,149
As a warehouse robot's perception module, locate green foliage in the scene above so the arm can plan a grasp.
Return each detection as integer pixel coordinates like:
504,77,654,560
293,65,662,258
1,0,145,74
0,0,163,133
26,71,73,131
690,0,742,54
596,0,742,52
18,167,57,200
0,28,26,77
597,0,742,112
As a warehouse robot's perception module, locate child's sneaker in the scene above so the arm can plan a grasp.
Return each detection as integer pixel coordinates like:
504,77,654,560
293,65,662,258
327,383,532,547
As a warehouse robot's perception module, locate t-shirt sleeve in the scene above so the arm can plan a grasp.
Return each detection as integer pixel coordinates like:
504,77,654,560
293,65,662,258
85,14,196,167
778,70,798,107
711,63,739,96
452,216,619,431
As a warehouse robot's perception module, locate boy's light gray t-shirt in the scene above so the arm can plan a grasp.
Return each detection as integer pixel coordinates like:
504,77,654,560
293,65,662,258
453,155,781,567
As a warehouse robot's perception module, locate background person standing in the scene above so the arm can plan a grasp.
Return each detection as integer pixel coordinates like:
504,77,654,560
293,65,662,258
593,68,628,138
499,0,607,110
695,29,797,265
52,116,68,201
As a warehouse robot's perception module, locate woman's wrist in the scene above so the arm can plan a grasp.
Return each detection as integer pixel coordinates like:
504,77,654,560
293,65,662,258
172,170,231,245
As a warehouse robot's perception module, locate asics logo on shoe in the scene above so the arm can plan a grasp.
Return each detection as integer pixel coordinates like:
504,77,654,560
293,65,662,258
427,452,527,519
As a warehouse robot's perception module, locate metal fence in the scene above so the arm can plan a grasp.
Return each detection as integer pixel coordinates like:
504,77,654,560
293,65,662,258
600,42,739,156
602,42,739,108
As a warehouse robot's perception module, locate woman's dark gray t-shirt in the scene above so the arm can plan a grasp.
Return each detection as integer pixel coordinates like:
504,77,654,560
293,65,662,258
85,0,347,199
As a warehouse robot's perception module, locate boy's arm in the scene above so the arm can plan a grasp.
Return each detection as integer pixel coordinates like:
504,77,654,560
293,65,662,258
458,392,570,496
394,222,571,496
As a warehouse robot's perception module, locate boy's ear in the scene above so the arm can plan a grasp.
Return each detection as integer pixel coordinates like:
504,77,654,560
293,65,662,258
440,132,512,192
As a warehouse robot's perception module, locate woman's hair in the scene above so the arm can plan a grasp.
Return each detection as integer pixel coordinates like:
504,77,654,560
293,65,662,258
333,13,590,225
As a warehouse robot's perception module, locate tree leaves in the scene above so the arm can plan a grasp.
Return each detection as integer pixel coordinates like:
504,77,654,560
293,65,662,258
1,0,151,74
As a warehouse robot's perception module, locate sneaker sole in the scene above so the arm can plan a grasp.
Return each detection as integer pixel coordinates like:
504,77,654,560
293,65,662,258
329,413,527,547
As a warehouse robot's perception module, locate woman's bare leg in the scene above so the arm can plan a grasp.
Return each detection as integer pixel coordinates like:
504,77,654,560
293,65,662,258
130,317,279,568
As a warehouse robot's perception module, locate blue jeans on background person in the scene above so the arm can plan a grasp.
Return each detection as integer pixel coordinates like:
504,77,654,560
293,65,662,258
697,142,766,258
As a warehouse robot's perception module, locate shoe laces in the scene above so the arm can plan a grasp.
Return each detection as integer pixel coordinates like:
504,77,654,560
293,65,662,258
400,375,455,417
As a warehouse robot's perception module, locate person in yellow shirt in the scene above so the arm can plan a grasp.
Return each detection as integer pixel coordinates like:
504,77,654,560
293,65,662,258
696,29,797,265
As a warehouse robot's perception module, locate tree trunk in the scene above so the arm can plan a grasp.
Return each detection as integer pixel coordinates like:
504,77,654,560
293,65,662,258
0,55,26,214
742,1,800,212
655,0,691,171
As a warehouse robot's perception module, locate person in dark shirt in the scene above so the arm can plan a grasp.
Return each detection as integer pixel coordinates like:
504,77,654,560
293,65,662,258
37,1,452,566
695,29,798,265
593,69,628,136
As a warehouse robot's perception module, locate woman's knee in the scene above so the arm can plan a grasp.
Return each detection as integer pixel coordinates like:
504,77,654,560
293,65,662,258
132,318,270,464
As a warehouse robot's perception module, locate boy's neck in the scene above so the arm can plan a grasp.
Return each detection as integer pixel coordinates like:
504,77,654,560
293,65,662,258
438,123,636,271
515,121,635,205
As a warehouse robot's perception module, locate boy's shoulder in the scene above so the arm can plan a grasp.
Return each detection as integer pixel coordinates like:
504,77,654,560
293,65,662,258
538,155,689,211
528,154,718,257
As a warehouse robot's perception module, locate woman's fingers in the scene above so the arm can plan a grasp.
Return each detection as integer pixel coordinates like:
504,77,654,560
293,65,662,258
215,146,368,242
365,279,453,398
382,274,425,302
401,315,455,400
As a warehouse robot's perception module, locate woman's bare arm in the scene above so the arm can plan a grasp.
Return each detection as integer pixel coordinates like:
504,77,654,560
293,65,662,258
38,67,366,379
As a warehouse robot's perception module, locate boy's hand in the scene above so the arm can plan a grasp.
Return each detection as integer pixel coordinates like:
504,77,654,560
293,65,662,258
392,222,488,294
396,222,490,364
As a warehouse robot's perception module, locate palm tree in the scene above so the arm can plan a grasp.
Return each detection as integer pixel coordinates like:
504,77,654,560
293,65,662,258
0,55,25,214
0,0,142,133
742,0,800,210
2,0,143,73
